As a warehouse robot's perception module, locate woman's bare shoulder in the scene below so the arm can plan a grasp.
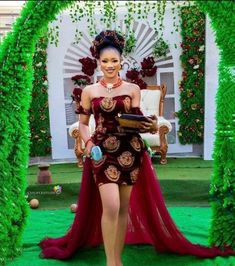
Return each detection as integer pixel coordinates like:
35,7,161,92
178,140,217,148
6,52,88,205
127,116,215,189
123,81,140,95
83,83,99,95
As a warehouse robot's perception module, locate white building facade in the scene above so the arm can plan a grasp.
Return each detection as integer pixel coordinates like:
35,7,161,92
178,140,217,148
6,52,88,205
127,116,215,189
45,7,219,160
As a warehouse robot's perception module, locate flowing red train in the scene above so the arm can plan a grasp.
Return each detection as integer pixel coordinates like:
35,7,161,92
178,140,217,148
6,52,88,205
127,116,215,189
39,151,234,260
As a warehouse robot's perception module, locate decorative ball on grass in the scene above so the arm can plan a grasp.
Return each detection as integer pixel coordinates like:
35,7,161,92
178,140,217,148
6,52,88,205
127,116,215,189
29,199,39,209
70,203,78,213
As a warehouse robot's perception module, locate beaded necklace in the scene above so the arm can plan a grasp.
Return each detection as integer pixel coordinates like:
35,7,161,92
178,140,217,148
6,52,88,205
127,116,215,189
100,77,122,93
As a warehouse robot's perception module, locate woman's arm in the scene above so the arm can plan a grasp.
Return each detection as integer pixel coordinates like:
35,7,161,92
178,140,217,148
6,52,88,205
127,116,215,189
78,86,95,157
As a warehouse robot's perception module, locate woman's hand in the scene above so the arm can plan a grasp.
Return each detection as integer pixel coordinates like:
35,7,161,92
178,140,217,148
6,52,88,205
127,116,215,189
139,115,158,134
83,141,95,158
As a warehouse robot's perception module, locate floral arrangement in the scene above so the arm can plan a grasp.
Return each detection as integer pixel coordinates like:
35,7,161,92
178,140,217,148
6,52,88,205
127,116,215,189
132,77,148,90
79,57,97,76
30,33,52,157
71,87,83,102
140,56,157,77
175,6,205,145
125,56,157,89
71,74,91,86
126,69,139,80
126,69,147,90
71,75,90,106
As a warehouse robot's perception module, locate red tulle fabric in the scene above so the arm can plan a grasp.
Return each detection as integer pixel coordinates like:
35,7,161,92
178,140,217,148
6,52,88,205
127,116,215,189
39,152,235,260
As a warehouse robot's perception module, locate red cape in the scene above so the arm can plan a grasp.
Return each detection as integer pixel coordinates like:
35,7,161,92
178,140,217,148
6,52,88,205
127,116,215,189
39,151,234,259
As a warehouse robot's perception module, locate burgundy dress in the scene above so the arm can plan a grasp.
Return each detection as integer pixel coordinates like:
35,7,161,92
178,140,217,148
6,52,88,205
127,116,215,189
39,94,235,260
89,95,146,187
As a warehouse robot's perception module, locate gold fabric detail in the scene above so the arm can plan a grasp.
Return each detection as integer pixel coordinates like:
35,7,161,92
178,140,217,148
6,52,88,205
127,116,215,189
117,151,135,168
130,168,140,182
100,97,117,112
130,136,142,152
103,136,120,153
92,155,107,168
104,165,121,181
96,113,107,134
123,96,131,113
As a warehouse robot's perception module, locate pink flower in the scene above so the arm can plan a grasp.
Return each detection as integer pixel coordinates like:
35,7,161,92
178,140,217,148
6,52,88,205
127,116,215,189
188,58,194,65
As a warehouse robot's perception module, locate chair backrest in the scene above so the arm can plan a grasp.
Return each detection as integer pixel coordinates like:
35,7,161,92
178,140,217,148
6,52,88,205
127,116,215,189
140,84,167,117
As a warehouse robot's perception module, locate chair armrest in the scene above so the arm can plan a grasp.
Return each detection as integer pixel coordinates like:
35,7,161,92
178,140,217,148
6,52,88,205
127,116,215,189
69,118,95,139
69,122,79,138
157,116,172,132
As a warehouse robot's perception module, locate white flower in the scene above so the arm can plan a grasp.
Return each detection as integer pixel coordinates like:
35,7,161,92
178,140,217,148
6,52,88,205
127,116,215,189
43,80,48,86
36,62,42,67
193,65,199,69
199,45,205,52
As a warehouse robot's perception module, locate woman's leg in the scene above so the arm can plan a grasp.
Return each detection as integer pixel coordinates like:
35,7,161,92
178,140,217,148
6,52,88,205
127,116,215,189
115,185,133,266
99,183,120,266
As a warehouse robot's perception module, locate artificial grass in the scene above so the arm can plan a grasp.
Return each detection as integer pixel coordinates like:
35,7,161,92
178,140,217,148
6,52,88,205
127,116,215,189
26,179,211,210
9,158,234,265
26,158,214,210
27,158,213,185
7,207,235,266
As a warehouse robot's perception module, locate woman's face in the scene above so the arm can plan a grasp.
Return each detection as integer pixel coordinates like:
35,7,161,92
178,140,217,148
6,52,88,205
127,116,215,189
99,48,121,79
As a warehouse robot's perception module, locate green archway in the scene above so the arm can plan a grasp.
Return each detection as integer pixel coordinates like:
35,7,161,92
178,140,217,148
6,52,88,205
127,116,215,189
0,1,234,264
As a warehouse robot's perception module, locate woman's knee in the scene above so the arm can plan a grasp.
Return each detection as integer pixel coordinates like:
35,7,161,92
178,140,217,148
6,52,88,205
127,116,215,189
99,183,120,218
103,201,120,218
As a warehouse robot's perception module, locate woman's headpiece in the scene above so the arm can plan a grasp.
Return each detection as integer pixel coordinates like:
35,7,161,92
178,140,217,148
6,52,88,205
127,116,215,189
91,30,125,59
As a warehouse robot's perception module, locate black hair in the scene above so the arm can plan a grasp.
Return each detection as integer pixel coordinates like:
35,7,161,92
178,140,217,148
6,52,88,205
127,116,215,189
92,30,125,59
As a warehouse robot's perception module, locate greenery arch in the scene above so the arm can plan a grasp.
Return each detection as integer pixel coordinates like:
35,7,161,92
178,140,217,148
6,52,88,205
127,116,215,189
0,1,234,264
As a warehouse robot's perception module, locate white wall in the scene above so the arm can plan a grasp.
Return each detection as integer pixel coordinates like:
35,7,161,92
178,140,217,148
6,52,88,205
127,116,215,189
204,15,220,160
47,7,219,160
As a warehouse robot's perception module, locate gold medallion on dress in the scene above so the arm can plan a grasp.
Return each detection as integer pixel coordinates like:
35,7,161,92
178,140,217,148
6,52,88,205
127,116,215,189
100,97,117,112
92,155,107,168
130,136,142,152
123,96,131,113
117,151,135,168
96,113,107,134
130,167,140,182
104,165,121,181
103,136,120,153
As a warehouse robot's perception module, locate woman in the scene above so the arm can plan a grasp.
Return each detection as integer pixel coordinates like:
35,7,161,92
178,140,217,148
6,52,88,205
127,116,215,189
39,30,234,265
78,30,157,266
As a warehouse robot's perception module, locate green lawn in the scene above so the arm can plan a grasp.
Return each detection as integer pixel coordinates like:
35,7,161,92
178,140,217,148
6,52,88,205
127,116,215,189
27,158,213,185
26,158,214,210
